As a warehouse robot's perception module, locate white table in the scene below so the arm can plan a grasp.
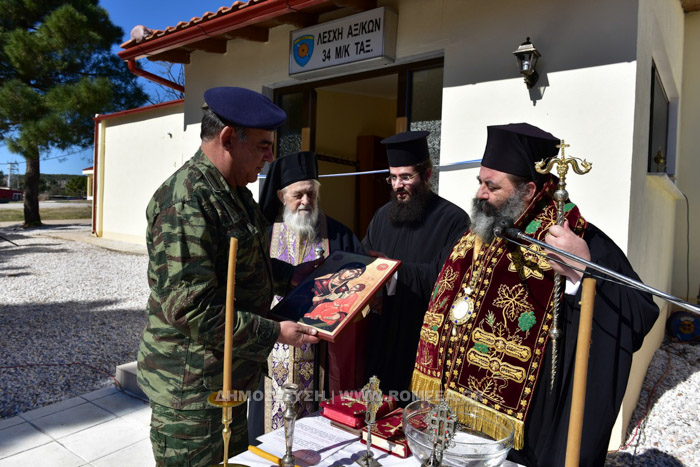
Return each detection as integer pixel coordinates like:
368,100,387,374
230,414,519,466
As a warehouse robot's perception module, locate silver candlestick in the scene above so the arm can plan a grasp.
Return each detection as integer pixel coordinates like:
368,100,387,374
356,376,382,467
423,400,456,467
281,383,299,467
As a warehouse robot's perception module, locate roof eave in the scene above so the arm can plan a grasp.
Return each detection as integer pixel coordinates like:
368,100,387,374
118,0,333,61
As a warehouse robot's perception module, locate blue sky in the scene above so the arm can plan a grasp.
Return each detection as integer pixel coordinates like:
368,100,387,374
0,0,229,177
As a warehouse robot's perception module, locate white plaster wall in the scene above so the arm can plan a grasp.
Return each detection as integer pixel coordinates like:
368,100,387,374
429,0,638,252
674,10,700,303
440,63,637,251
99,103,185,244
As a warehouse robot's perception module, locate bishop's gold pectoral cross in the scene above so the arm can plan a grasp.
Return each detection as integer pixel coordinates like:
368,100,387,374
535,140,592,390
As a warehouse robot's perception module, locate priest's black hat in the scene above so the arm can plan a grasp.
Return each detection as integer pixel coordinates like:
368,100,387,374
203,86,287,130
260,151,318,223
481,123,560,186
381,131,431,167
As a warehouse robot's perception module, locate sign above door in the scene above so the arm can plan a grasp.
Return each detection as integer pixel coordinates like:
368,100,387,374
289,7,397,78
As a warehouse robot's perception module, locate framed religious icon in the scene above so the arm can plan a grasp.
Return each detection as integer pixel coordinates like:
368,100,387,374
271,251,401,342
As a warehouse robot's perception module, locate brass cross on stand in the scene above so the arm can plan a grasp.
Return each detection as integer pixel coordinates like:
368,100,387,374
424,400,456,467
356,376,383,467
535,140,592,390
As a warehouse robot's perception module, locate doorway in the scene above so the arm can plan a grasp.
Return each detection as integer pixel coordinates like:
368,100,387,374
314,75,397,236
274,60,443,239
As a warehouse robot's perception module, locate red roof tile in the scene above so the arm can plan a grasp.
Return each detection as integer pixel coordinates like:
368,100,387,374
119,2,257,50
117,0,350,63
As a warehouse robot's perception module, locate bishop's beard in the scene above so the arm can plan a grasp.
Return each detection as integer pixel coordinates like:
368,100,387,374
386,186,433,226
470,186,531,243
282,204,319,241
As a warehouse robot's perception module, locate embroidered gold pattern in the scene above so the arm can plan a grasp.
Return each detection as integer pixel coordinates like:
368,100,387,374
507,244,552,280
424,312,445,329
472,328,532,361
537,206,558,236
492,283,534,321
449,233,474,262
435,266,459,301
466,349,526,383
465,376,505,404
420,327,440,346
418,348,434,369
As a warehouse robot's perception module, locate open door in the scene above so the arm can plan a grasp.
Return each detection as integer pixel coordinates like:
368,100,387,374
356,135,389,237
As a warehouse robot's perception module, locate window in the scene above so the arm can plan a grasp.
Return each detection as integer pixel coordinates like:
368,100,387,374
648,63,672,175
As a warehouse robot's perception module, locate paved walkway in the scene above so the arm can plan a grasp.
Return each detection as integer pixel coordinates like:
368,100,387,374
0,387,153,466
1,221,151,465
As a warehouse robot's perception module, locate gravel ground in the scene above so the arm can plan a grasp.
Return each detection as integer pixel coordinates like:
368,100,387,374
1,223,699,466
605,341,700,466
0,222,149,418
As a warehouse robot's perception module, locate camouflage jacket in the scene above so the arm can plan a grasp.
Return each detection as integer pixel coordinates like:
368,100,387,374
138,149,289,410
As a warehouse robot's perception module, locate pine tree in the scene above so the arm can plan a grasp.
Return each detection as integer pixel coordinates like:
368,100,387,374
0,0,147,226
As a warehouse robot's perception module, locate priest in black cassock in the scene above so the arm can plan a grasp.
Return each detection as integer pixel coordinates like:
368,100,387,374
253,151,365,437
362,131,470,397
410,123,659,466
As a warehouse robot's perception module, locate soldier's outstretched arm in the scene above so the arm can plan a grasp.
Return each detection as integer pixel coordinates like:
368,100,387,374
277,321,320,347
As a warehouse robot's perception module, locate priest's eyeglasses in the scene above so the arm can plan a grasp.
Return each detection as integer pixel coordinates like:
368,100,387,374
385,173,419,185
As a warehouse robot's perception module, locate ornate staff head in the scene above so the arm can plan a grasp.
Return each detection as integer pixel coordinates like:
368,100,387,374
534,139,592,390
535,140,592,223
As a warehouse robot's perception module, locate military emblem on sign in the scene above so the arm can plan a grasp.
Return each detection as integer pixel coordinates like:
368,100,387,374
293,35,314,67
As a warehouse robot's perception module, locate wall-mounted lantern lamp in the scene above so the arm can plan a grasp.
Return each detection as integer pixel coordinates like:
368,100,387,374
513,37,541,88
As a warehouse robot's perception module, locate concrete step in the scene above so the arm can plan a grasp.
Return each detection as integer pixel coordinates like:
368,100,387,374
115,361,147,400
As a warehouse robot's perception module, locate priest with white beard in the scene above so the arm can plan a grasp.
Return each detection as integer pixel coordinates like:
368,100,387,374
253,151,365,437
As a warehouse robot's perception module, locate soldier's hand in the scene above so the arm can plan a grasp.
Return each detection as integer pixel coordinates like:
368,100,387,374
278,321,320,346
545,220,590,283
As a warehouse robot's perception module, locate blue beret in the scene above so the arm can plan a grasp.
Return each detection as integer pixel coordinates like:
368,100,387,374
381,131,430,167
481,123,559,186
203,86,287,130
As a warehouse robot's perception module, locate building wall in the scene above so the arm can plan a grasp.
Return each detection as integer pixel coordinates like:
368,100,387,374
186,0,642,246
96,102,184,244
609,0,688,448
674,10,700,304
434,0,638,251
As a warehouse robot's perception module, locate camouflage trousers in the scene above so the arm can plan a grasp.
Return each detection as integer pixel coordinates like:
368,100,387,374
149,402,248,467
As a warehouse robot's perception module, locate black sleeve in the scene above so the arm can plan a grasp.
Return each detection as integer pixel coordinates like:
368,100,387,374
396,214,470,305
579,223,659,351
327,216,367,256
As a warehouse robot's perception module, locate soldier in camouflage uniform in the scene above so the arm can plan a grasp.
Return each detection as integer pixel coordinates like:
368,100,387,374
138,87,320,467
